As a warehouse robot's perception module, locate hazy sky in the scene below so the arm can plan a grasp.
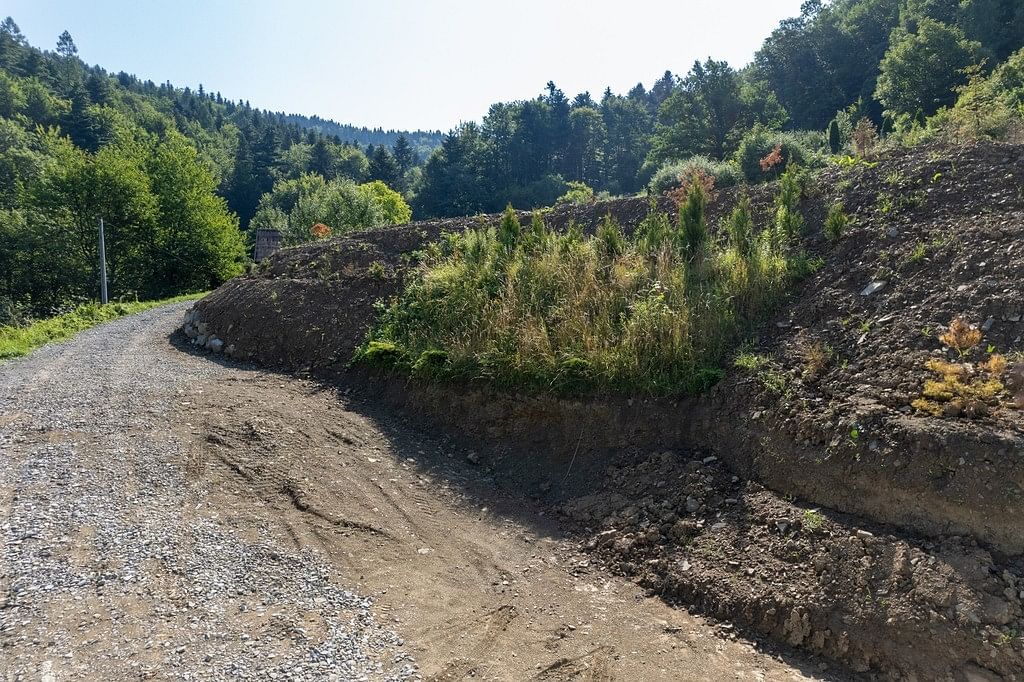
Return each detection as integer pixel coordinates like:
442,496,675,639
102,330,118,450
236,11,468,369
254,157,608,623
8,1,806,132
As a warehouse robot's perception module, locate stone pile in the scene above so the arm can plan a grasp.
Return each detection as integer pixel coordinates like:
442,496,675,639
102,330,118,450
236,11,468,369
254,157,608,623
182,308,238,358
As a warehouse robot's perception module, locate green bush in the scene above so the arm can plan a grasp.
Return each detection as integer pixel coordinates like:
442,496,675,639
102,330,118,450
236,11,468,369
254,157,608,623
251,174,410,246
360,186,806,396
555,181,596,206
924,48,1024,141
554,356,595,391
824,203,849,241
411,349,450,378
648,156,742,194
359,340,408,369
735,127,815,182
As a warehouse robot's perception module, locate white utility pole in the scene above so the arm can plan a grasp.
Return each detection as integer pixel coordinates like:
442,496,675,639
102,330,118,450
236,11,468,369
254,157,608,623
98,217,108,304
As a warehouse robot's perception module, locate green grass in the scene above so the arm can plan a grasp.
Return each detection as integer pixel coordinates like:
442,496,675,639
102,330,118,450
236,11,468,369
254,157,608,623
358,170,810,396
0,293,206,360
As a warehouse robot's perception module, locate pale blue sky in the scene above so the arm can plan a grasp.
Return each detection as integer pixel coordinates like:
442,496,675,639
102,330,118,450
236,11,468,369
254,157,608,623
8,1,807,131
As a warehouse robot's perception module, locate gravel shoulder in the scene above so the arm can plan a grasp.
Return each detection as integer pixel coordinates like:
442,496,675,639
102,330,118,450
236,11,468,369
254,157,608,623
0,304,414,680
0,304,832,680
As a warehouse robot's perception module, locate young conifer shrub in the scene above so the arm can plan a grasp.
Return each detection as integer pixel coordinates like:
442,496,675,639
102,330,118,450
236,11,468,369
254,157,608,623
525,211,549,251
824,202,849,241
852,118,878,156
827,119,842,154
497,204,521,251
774,163,805,241
637,200,673,253
596,214,625,261
678,178,708,255
727,193,755,258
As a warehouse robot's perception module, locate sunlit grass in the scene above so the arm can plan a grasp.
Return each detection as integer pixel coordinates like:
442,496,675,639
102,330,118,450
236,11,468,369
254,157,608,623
0,293,206,360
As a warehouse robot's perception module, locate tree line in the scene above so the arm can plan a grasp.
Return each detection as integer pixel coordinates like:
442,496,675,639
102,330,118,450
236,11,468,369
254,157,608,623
413,0,1023,217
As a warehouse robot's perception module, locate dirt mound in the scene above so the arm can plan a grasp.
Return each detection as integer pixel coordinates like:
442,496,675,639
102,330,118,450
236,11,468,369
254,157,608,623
188,139,1024,678
563,449,1023,679
693,141,1024,556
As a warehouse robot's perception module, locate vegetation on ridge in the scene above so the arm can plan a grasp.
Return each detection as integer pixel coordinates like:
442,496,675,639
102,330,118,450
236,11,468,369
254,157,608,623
359,168,813,395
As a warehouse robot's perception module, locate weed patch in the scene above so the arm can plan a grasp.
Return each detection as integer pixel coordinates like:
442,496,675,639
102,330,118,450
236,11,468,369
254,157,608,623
358,176,808,396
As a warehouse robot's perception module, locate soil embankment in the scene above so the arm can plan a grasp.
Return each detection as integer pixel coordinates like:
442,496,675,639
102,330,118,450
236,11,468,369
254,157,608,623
188,141,1024,679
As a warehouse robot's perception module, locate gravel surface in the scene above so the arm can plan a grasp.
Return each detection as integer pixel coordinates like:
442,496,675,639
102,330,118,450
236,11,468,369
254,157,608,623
0,304,418,680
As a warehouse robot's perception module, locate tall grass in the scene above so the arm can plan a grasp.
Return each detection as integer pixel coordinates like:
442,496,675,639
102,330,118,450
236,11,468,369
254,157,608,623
361,175,806,396
0,293,205,360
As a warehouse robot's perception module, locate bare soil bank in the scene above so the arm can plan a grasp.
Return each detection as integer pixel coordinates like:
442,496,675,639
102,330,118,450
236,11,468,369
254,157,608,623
189,141,1024,678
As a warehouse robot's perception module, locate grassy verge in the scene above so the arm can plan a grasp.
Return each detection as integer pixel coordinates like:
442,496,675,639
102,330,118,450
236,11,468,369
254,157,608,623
0,293,206,360
357,166,818,396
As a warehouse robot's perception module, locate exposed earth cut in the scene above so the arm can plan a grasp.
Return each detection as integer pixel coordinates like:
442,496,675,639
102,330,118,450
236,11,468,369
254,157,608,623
185,141,1024,679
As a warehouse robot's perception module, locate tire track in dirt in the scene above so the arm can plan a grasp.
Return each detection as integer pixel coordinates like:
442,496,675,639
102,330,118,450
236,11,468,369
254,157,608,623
179,339,838,681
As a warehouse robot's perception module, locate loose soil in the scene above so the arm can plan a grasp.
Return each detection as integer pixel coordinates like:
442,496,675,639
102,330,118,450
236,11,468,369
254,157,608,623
178,333,834,680
189,140,1024,679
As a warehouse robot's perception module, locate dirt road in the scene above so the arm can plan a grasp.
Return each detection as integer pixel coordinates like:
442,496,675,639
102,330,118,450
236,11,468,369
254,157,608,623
0,304,833,680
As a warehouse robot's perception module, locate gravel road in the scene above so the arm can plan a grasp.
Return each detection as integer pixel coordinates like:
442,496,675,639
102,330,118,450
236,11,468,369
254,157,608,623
0,304,830,681
0,304,417,680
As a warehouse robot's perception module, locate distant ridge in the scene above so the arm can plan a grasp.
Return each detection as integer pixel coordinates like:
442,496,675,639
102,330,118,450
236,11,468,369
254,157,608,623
279,113,443,158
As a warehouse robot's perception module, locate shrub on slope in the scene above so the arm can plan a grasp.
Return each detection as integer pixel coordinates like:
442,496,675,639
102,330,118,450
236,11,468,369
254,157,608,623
359,171,811,396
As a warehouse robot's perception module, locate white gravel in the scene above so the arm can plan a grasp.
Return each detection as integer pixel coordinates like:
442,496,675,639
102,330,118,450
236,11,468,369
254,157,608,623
0,304,419,680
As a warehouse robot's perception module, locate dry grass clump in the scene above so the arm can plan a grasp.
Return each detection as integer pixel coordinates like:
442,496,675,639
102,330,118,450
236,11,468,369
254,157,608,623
939,317,983,356
798,336,832,379
912,318,1011,418
360,171,810,396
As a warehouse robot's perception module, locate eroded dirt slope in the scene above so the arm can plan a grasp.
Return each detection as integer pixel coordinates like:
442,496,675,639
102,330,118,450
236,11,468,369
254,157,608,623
187,140,1024,679
696,141,1024,555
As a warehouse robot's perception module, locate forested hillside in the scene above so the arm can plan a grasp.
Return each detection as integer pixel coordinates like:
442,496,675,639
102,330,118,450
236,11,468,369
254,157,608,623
414,0,1023,217
279,113,442,160
0,19,425,317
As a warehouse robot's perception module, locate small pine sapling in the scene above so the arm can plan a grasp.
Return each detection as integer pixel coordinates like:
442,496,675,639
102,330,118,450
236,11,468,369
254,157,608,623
726,193,754,258
827,119,842,154
774,163,804,241
524,210,549,251
497,204,521,252
678,177,708,255
596,214,625,261
852,118,878,157
824,203,849,241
